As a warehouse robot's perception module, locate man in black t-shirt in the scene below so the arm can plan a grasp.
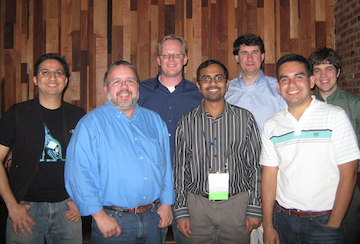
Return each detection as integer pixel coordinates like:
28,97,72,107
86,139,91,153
0,53,85,243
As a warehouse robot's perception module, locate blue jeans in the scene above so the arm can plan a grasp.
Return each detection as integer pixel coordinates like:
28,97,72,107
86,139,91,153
6,198,82,244
91,204,161,244
273,203,346,244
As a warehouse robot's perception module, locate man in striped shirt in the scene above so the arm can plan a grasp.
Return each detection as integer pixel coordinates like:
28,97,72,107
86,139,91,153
174,59,262,243
261,54,360,244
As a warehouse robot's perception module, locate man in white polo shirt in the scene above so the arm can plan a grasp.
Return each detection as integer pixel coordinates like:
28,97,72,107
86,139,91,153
261,54,360,243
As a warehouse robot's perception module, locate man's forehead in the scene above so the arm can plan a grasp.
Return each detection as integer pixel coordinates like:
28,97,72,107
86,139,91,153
239,45,260,51
314,61,333,67
39,59,64,69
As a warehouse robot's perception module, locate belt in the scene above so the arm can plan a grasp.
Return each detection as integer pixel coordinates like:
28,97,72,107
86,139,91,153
104,199,160,214
276,202,331,217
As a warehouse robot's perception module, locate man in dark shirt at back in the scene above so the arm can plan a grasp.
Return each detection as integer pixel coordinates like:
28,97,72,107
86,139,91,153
138,34,203,244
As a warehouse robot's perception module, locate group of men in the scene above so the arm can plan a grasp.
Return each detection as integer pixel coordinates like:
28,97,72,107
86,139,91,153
0,33,359,244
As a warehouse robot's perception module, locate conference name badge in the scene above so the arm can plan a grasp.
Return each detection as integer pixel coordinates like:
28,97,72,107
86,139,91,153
208,172,229,200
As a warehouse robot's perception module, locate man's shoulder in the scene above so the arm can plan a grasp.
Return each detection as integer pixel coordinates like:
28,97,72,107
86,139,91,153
63,102,86,114
338,88,360,104
138,106,167,125
228,103,253,117
140,77,158,87
178,104,201,121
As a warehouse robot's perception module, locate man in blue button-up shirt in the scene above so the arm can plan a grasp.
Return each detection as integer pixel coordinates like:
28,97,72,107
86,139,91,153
225,34,286,132
225,34,287,244
138,35,203,244
65,61,174,243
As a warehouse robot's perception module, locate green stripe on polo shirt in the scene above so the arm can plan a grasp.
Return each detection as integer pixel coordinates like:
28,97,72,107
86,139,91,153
270,130,332,144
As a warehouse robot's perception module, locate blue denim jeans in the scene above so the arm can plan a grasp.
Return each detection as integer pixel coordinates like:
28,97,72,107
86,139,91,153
91,204,161,244
6,198,82,244
273,203,346,244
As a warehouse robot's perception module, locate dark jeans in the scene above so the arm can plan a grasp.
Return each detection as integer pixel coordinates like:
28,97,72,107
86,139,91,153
273,203,345,244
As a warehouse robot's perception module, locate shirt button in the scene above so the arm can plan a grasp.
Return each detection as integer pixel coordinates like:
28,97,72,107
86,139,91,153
169,133,171,137
118,116,120,118
143,197,146,199
140,157,143,160
169,106,172,109
135,138,137,140
144,177,147,180
169,120,171,123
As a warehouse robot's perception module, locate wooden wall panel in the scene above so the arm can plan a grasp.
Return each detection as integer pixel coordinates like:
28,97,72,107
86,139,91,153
0,0,336,115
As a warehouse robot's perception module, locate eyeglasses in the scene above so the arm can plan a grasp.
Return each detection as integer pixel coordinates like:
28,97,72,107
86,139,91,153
38,70,65,77
107,79,137,87
201,75,225,83
159,53,184,59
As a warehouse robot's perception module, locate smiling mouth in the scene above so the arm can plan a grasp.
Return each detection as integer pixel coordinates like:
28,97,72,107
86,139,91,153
287,90,300,94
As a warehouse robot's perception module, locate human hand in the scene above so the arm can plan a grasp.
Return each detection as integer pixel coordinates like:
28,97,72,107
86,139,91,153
263,226,280,244
246,217,262,235
65,201,81,222
92,210,121,238
8,203,36,235
177,220,191,239
157,204,173,228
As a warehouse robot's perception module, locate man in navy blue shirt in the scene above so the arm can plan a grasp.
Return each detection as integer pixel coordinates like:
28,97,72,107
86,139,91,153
138,34,203,244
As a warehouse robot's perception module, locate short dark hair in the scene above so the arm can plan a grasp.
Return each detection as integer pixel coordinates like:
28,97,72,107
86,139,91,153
104,60,140,86
308,47,342,73
233,34,265,56
34,53,70,79
196,59,229,82
276,54,312,80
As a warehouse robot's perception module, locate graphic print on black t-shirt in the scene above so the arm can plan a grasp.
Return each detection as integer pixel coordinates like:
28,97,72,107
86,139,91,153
23,106,69,202
40,123,65,162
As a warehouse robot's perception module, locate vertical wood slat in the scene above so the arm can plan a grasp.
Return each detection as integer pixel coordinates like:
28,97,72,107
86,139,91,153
0,0,337,116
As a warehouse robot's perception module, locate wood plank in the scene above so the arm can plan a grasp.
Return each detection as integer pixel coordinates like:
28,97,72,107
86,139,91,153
289,0,298,39
264,0,275,64
315,0,326,21
95,38,107,107
326,6,335,48
94,0,107,38
315,21,326,49
150,5,159,78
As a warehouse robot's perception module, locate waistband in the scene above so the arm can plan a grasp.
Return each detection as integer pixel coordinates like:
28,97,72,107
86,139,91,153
276,201,331,217
104,199,160,214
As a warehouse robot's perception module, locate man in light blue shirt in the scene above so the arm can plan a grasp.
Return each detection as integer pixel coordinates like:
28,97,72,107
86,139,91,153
64,61,174,243
225,34,286,131
225,34,286,244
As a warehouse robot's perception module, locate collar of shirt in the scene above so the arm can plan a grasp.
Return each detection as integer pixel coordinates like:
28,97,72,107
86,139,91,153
153,72,187,92
194,100,237,119
237,70,265,90
106,101,140,120
315,86,341,103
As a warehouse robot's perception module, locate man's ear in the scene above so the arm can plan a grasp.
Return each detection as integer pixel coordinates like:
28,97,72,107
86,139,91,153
196,81,201,93
276,82,281,94
309,75,316,89
337,68,341,78
33,76,38,86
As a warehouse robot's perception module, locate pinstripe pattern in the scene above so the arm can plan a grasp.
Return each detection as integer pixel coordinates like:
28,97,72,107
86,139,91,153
173,101,262,221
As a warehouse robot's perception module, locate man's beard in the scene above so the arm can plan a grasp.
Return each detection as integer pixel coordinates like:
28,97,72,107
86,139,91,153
106,90,140,110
